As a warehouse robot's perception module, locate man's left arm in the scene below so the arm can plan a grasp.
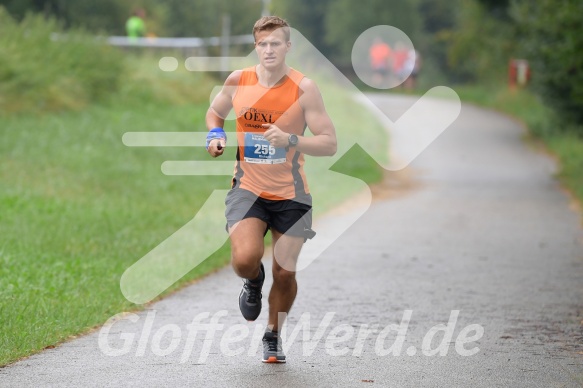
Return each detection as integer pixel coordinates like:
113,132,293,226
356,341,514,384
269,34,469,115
296,78,337,156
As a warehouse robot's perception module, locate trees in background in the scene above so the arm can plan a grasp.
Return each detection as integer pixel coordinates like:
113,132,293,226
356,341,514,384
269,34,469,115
271,0,332,57
445,0,516,83
447,0,583,131
0,0,131,34
512,0,583,128
0,9,125,113
1,0,580,131
323,0,422,65
0,0,262,37
160,0,262,37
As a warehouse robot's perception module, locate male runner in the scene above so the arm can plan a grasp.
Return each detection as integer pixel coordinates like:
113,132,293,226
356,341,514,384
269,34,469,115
206,16,337,363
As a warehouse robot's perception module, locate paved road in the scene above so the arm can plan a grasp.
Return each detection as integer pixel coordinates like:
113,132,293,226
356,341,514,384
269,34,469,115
2,94,582,387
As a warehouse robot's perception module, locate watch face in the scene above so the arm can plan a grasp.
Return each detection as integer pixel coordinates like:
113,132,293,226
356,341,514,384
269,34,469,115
289,134,298,146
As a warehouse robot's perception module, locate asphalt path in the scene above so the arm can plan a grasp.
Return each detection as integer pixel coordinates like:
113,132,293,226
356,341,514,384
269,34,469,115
2,94,582,387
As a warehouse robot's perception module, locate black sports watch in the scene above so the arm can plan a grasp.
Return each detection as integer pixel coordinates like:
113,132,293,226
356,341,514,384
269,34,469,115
288,134,299,147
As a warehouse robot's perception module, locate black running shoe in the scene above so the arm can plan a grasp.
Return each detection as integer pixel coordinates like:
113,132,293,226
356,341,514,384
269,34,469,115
262,331,286,363
238,262,264,321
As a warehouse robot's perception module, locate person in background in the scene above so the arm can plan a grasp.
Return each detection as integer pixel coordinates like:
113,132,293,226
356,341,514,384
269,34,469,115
391,41,410,86
369,37,392,88
403,49,421,90
126,8,146,39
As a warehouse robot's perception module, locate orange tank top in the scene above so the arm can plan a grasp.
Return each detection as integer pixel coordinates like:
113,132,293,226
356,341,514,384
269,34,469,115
231,66,309,200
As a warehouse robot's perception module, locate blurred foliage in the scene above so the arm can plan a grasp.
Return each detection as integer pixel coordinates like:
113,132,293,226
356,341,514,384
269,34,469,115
0,6,216,115
0,0,262,37
271,0,332,57
0,8,124,113
416,0,458,86
424,0,583,134
446,0,517,83
1,0,581,133
161,0,262,37
0,0,133,34
323,0,422,66
511,0,583,130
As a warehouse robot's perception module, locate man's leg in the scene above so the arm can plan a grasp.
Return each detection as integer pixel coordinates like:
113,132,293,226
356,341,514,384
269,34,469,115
229,218,267,321
229,217,266,279
267,230,304,332
260,230,303,363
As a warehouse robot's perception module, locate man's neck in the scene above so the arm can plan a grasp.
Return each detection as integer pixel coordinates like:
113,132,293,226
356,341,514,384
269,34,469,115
256,64,289,87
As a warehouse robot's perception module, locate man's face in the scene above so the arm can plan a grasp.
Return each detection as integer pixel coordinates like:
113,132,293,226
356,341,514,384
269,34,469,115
254,28,290,70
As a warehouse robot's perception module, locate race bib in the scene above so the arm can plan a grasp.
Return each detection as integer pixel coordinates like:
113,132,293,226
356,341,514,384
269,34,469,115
243,133,286,164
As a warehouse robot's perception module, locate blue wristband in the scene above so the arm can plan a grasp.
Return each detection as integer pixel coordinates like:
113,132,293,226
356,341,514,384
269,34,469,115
206,127,227,150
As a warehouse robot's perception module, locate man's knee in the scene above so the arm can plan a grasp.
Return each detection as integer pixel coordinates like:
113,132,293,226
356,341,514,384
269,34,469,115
272,266,296,287
231,249,263,278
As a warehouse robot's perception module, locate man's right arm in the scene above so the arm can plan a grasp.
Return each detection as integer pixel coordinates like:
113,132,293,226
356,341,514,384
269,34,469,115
206,70,241,157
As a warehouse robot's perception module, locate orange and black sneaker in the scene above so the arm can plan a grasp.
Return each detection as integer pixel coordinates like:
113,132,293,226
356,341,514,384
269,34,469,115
238,262,264,321
262,331,286,363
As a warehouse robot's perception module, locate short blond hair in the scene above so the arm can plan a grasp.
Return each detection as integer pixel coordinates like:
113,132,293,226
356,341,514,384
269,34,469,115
253,16,290,42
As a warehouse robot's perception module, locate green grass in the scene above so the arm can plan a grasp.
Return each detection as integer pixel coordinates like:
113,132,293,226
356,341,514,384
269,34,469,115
0,102,231,364
546,134,583,206
453,84,583,215
0,55,387,365
0,9,125,113
304,78,388,216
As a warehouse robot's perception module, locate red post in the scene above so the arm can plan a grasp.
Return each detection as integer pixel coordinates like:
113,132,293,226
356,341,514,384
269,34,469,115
509,59,530,90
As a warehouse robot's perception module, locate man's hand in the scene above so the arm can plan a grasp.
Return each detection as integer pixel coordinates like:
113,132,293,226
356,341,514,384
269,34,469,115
208,139,226,158
263,124,290,148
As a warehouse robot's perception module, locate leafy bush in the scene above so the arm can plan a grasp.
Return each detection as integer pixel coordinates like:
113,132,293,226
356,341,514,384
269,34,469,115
0,7,125,113
446,0,516,83
512,0,583,132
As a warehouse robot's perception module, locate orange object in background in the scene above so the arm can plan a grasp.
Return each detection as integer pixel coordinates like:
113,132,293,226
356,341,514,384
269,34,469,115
370,40,392,70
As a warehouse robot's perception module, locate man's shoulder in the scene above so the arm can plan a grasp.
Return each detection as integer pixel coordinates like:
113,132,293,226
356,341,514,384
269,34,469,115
225,70,243,87
298,77,319,94
297,77,324,111
226,66,258,87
